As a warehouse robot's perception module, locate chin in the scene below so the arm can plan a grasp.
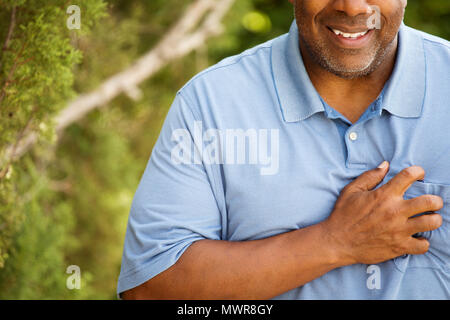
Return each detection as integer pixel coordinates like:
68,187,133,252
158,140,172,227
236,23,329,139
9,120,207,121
322,51,383,78
321,61,375,79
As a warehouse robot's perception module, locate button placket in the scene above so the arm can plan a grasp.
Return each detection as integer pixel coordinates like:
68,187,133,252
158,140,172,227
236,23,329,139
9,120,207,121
345,125,367,169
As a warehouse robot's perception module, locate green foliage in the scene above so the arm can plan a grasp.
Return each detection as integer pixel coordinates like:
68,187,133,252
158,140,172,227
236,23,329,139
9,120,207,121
404,0,450,39
0,0,448,299
0,0,106,298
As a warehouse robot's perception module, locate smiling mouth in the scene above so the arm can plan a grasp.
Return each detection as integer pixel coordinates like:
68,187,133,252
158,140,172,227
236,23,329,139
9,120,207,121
329,27,371,39
325,25,376,47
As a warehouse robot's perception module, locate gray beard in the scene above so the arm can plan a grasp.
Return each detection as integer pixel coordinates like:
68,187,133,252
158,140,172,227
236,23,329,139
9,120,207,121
299,32,397,79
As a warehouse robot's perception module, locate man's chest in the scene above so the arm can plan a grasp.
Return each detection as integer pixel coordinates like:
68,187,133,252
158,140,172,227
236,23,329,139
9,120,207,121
221,115,450,260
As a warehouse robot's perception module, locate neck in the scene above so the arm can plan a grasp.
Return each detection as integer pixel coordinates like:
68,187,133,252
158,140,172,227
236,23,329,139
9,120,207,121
299,36,398,123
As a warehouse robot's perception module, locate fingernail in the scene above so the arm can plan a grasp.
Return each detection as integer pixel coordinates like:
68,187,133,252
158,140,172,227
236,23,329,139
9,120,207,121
377,161,389,169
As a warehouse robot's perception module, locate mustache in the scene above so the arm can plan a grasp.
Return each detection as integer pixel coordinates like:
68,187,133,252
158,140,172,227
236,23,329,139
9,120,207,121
322,13,375,28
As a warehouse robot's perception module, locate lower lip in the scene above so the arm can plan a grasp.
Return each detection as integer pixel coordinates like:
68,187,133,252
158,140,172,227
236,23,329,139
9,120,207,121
327,27,375,48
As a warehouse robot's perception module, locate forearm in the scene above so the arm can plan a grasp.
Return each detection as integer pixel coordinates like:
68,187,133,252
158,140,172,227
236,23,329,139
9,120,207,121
121,222,349,299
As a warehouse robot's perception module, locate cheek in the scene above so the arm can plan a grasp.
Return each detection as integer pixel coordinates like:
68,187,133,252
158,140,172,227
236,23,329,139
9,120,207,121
378,1,406,23
295,2,328,38
373,2,405,39
295,0,326,22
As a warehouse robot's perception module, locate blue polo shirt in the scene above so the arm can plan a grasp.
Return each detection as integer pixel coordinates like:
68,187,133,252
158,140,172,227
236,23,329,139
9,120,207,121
118,20,450,299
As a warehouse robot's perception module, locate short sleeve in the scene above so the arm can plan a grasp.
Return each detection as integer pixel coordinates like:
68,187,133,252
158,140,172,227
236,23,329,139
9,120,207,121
117,92,223,295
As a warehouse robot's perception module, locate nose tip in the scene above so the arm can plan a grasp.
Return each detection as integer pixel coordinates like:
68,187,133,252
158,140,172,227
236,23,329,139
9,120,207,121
333,0,372,17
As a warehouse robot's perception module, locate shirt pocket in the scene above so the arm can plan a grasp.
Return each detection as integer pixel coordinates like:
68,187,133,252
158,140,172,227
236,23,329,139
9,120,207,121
394,181,450,273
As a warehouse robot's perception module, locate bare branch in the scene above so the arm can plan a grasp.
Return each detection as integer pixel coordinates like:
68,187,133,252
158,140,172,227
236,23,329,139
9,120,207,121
0,0,235,168
0,6,17,72
2,6,17,52
0,106,36,180
48,179,73,194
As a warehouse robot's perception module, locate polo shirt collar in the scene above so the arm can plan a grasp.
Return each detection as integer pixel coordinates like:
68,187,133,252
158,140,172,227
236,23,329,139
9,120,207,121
272,20,426,123
381,23,425,118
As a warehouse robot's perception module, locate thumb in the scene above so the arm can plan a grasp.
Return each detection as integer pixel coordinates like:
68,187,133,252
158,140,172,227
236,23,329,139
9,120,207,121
347,161,390,192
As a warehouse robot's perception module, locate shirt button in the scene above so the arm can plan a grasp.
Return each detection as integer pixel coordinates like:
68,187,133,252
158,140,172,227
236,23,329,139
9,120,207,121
349,132,358,141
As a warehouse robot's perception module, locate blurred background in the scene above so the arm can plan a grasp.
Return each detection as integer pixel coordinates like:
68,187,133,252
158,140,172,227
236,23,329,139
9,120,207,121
0,0,448,299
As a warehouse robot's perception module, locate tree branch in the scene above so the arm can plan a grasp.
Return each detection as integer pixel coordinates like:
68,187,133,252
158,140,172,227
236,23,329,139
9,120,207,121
0,41,29,106
0,0,235,169
0,6,17,72
0,106,36,180
2,6,17,52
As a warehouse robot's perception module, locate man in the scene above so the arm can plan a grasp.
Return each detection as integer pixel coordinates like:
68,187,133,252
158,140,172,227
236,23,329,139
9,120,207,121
118,0,450,299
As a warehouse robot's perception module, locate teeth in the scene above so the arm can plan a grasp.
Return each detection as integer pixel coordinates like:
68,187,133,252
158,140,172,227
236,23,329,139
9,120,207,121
332,28,369,39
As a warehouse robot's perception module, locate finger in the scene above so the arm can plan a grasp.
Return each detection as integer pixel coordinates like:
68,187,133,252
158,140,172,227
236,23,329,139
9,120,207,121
345,161,390,192
401,195,444,218
405,213,443,235
405,237,430,255
382,166,425,196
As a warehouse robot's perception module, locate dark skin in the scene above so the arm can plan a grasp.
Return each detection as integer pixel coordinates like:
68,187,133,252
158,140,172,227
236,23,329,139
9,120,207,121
122,0,443,299
292,0,406,123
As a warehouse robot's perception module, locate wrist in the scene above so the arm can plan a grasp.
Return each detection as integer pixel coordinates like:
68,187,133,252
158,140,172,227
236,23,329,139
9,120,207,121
317,220,356,268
